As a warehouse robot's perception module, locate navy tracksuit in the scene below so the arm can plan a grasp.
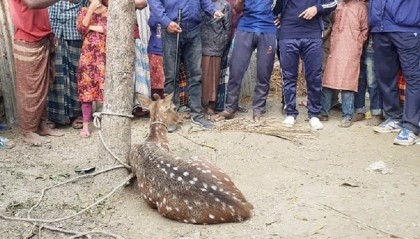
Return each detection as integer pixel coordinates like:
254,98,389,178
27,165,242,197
369,0,420,135
275,0,337,119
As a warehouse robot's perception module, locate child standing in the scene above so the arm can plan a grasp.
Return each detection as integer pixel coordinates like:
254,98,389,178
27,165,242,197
321,0,369,127
147,12,165,100
76,0,107,138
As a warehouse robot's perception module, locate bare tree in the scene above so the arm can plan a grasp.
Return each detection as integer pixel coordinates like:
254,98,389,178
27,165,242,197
98,0,135,173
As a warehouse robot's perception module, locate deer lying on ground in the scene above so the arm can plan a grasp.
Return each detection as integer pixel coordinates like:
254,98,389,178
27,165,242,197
129,93,253,224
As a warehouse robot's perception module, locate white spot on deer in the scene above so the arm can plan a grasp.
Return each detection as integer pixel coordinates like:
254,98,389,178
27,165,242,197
191,218,197,223
166,206,173,211
193,177,198,181
143,195,147,199
196,167,201,171
164,187,169,192
184,199,189,204
200,188,207,192
183,172,189,176
183,219,188,223
209,214,215,219
163,197,166,204
224,177,230,182
166,163,170,167
215,198,221,202
175,207,180,212
148,197,152,201
160,161,164,164
211,174,219,180
188,206,193,210
173,167,178,171
194,201,201,205
203,183,208,189
189,180,195,185
169,172,175,178
177,176,183,182
171,195,177,200
219,188,224,192
211,185,217,191
140,183,144,188
156,164,160,168
221,217,225,221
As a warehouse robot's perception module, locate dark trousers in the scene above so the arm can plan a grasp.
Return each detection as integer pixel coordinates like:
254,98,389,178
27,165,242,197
162,26,203,117
225,31,276,115
278,38,323,118
373,32,420,134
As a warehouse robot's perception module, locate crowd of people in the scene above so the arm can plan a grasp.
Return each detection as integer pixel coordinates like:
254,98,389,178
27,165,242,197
2,0,419,149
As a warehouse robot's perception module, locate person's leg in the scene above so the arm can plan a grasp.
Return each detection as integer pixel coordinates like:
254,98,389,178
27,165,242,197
225,31,256,113
148,53,165,99
354,48,367,121
161,30,180,108
80,102,92,138
320,87,333,119
365,46,383,125
278,39,300,119
373,33,401,120
301,38,323,119
393,32,420,135
253,33,276,118
339,90,355,127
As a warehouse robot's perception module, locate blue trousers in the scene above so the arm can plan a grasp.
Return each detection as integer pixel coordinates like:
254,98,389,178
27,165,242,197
225,31,276,115
278,38,323,118
373,32,420,134
354,45,382,116
161,26,203,117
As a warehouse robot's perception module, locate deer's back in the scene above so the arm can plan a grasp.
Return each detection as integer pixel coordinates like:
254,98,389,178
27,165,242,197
129,142,253,224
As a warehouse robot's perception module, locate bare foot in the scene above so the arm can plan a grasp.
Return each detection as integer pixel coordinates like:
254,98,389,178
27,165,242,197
79,123,90,138
38,121,64,137
366,115,382,126
23,132,50,146
79,129,90,138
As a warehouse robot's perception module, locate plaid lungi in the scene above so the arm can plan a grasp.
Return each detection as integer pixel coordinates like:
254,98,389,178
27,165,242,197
397,70,406,104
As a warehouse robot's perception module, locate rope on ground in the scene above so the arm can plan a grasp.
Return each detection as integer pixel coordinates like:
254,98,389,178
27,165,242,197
93,111,133,169
320,203,410,239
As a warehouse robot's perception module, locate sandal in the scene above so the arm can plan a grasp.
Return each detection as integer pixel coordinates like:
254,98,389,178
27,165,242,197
339,119,352,128
71,117,83,129
319,115,329,121
211,110,235,122
298,100,308,107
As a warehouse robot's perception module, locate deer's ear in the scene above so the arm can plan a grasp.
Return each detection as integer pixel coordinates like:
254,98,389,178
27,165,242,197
164,93,174,103
135,93,152,107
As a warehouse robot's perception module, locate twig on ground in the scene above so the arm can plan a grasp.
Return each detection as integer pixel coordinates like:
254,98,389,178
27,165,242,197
1,173,133,224
176,132,217,151
320,203,410,239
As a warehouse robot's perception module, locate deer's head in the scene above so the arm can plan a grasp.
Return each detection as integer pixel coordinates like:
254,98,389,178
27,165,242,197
136,93,182,127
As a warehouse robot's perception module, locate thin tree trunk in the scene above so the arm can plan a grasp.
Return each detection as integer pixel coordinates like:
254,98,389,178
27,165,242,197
98,0,135,172
0,0,17,125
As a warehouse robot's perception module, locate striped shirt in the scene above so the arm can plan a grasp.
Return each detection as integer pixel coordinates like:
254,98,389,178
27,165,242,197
48,0,87,40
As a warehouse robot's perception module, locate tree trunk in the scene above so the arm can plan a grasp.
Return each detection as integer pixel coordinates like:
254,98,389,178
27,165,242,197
97,0,135,177
0,1,17,125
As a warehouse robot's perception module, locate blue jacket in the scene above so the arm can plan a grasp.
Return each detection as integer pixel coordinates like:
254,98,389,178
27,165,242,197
147,13,163,55
369,0,420,33
274,0,337,40
148,0,216,32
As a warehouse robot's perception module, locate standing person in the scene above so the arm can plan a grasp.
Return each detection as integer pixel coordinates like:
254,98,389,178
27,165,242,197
212,0,277,122
353,34,383,126
132,0,151,117
273,0,337,130
321,0,369,128
369,0,420,145
147,12,165,99
148,0,224,130
201,0,232,115
8,0,65,146
76,0,107,138
47,0,87,129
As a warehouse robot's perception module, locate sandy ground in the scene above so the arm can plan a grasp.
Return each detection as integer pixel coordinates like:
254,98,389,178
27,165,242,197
1,95,419,239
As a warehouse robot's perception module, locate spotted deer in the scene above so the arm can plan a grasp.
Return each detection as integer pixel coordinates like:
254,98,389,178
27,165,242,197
129,93,253,224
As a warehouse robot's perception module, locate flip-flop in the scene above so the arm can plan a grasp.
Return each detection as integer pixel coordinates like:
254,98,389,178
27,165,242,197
132,105,150,117
211,110,235,122
72,117,83,129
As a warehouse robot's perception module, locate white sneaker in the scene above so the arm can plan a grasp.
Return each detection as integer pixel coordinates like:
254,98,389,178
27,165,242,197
282,116,295,128
309,117,323,130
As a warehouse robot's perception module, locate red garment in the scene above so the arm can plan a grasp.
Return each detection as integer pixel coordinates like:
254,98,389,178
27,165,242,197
76,8,107,102
8,0,52,42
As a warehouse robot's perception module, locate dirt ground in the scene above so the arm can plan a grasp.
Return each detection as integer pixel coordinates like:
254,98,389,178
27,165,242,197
1,93,420,239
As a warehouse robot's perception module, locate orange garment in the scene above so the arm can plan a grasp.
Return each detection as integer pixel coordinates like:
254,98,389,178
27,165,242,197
76,8,107,102
8,0,52,42
323,1,368,91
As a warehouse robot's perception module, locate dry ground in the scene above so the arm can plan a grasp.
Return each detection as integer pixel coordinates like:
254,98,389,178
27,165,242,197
1,93,419,239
